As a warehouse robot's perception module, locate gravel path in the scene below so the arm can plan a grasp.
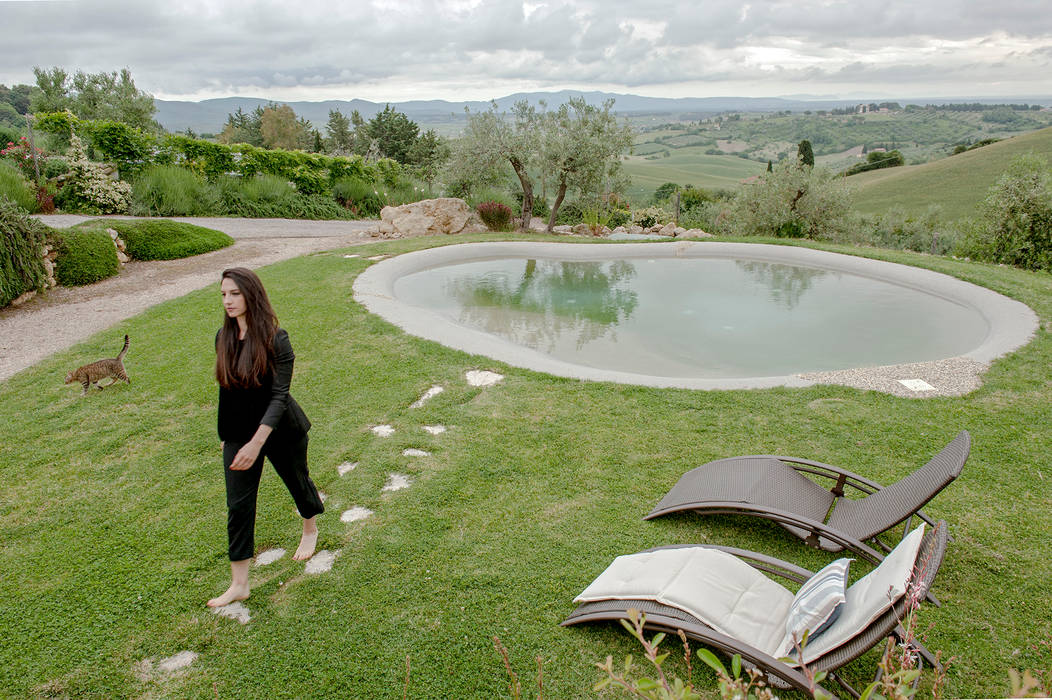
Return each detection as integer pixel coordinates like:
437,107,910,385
0,215,380,382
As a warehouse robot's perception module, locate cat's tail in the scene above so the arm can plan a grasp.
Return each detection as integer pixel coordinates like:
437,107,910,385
116,334,130,361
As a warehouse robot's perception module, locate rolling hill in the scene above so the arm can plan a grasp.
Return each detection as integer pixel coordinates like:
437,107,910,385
621,148,767,203
850,126,1052,220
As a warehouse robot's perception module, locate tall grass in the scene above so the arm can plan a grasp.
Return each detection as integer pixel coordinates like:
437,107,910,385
0,160,37,212
130,164,219,216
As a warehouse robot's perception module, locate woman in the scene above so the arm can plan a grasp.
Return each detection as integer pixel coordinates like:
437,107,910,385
207,267,324,608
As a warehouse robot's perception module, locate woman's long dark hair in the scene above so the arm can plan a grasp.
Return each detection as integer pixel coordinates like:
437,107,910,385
216,267,278,389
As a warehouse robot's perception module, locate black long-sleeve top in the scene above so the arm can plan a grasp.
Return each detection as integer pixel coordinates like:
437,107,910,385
217,328,310,443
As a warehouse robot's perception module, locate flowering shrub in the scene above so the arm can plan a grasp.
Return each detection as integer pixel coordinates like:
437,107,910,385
633,206,673,229
476,201,513,231
1,137,44,181
58,133,131,214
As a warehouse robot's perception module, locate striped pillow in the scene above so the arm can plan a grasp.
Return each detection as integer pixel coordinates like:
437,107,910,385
783,558,852,650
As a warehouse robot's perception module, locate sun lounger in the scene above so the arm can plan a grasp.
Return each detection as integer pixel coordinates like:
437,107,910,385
645,431,969,559
563,522,947,700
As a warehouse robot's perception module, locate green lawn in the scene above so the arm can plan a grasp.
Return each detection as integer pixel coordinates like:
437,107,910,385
1,233,1049,698
850,126,1052,220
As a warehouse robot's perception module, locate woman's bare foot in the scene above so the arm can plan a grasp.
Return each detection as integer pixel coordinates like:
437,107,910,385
208,559,251,607
293,517,318,561
207,582,249,607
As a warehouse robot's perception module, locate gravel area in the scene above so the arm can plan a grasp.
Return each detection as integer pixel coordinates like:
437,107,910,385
798,356,989,398
0,215,379,382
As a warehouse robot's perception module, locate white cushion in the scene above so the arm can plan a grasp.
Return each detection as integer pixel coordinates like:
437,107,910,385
784,523,927,663
782,557,852,654
575,547,794,656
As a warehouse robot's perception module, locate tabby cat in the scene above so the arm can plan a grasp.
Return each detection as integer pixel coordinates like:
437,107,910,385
65,335,131,395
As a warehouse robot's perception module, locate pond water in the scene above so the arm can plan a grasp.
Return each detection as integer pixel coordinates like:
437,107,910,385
392,257,990,378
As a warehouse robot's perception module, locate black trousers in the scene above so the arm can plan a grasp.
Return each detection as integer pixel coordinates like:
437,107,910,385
223,433,324,561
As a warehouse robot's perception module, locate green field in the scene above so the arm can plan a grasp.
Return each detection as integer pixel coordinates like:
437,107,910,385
622,148,766,203
848,126,1052,220
1,233,1050,698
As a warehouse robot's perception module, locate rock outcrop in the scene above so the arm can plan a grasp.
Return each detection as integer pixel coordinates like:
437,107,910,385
377,198,487,238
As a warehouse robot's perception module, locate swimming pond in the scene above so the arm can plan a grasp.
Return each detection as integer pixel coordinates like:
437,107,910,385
353,242,1038,390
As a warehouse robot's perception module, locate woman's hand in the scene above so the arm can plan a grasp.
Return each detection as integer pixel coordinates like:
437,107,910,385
230,441,262,470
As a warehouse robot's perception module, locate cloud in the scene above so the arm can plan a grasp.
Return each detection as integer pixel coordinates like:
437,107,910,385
1,0,1049,100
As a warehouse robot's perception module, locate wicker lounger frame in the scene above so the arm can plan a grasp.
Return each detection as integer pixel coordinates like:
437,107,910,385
562,522,948,700
645,431,969,560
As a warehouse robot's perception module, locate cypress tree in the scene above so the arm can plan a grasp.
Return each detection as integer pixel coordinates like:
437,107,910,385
797,140,814,167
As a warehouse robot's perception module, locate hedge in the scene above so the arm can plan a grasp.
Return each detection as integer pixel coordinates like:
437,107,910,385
53,228,120,286
85,219,234,261
0,198,49,306
34,112,382,192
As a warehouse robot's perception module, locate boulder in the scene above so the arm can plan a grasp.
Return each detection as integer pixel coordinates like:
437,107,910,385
628,225,644,235
528,216,549,232
572,223,592,236
658,222,677,237
611,226,628,235
553,225,573,234
677,228,714,240
377,198,487,238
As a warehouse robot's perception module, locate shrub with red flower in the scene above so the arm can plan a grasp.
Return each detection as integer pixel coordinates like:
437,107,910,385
476,201,513,231
1,137,44,181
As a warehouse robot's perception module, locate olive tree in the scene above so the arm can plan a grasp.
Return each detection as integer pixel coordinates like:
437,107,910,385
727,161,853,239
449,100,539,229
537,97,634,232
969,154,1052,270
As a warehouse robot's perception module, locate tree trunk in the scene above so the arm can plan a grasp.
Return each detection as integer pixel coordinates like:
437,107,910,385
510,157,533,230
546,181,568,233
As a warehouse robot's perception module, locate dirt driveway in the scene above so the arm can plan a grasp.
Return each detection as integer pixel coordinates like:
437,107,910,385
0,215,379,382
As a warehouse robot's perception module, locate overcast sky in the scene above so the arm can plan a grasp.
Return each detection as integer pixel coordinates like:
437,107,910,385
3,0,1051,103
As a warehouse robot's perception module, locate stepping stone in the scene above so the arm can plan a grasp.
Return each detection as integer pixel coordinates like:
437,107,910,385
367,255,388,261
410,385,444,408
337,461,358,476
382,473,411,492
342,254,360,258
213,601,251,624
372,424,395,437
157,650,198,673
422,425,446,435
319,491,329,502
466,370,504,387
305,549,338,574
255,548,286,567
898,378,935,392
402,448,431,457
340,506,373,523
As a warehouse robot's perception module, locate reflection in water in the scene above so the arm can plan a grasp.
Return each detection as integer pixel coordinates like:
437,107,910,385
736,260,829,309
445,259,638,351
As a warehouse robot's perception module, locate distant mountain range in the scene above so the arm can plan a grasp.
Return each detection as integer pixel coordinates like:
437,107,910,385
154,90,1052,134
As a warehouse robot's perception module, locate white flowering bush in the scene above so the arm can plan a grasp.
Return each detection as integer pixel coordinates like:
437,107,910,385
632,206,674,229
56,133,132,214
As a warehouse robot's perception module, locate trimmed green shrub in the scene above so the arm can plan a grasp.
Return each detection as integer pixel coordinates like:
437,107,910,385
476,201,513,231
130,164,220,216
0,198,50,306
0,161,37,212
85,219,234,261
53,228,120,286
